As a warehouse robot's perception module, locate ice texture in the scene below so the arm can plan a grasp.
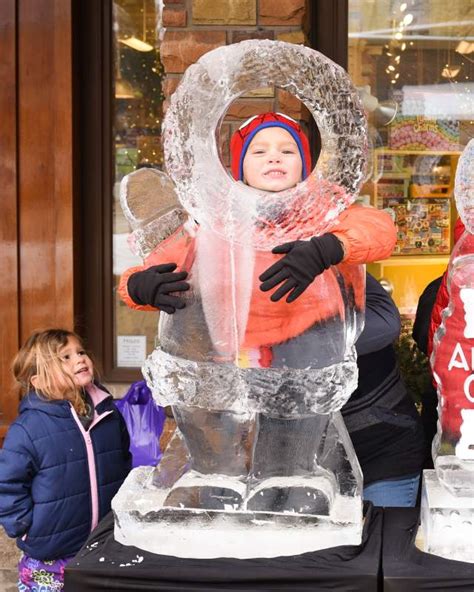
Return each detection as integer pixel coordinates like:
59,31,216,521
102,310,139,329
421,140,474,563
420,471,474,563
431,139,474,496
120,168,187,258
163,40,368,246
144,348,358,415
113,411,363,558
113,466,363,558
454,139,474,235
115,40,367,557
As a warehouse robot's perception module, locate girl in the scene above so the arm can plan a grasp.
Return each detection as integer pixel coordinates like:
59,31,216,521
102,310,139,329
0,329,131,591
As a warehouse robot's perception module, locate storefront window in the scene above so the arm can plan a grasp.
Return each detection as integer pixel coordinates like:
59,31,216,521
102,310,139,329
112,0,164,369
349,0,473,315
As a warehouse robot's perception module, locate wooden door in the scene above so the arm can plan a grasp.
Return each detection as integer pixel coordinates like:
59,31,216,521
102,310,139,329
0,0,75,441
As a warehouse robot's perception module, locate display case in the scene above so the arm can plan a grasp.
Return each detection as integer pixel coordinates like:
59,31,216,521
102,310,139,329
367,149,460,315
373,149,460,257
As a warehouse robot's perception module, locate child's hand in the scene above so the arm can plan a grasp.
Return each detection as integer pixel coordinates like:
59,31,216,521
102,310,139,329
127,263,189,313
259,234,344,303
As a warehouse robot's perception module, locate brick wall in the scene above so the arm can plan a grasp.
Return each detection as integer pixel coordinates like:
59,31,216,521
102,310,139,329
160,0,309,166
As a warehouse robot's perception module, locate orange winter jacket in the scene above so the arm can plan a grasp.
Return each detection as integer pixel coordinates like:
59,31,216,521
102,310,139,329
118,205,396,348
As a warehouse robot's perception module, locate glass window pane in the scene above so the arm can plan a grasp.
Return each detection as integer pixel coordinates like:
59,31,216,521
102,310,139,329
349,0,474,314
112,0,164,367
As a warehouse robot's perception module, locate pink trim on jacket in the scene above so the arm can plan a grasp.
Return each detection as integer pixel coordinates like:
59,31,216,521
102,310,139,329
70,384,114,532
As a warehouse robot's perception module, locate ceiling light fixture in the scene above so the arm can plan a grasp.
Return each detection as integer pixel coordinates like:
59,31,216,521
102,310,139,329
120,36,154,52
442,66,461,78
119,0,154,52
456,40,474,55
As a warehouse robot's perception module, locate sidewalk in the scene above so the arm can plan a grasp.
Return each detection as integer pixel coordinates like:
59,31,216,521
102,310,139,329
0,527,20,591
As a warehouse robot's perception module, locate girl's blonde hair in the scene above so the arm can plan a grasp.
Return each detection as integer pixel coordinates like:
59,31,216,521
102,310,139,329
12,329,92,415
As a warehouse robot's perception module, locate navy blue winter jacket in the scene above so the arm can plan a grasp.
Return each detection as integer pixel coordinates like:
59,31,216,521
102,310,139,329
0,387,131,560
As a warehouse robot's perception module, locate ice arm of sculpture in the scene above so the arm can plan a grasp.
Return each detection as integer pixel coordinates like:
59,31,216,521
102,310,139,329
355,272,400,356
329,205,396,264
120,168,188,259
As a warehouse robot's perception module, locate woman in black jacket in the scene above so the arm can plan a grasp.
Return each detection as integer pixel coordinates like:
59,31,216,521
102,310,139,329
342,273,425,506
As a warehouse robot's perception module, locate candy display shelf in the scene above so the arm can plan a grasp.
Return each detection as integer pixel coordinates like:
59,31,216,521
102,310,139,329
369,148,460,314
376,149,462,156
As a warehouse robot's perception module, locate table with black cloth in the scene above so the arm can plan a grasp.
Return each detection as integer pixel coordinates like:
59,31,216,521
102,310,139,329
382,507,474,592
65,504,382,591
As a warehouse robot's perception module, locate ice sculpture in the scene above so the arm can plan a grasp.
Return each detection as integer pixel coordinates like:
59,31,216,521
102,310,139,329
119,167,187,259
113,39,368,558
420,139,474,562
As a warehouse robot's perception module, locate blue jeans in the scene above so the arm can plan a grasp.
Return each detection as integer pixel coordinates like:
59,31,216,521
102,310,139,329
363,474,420,507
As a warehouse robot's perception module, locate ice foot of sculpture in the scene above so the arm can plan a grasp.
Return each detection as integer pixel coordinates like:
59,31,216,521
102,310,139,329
112,466,363,558
419,470,474,563
435,456,474,496
245,474,335,515
164,471,246,511
165,473,334,515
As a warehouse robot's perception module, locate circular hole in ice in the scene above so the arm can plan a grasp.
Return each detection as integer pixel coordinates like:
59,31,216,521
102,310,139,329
162,39,368,247
220,87,319,186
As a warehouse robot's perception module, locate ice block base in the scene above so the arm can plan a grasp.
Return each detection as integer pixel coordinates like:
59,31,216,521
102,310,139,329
419,470,474,563
112,466,363,559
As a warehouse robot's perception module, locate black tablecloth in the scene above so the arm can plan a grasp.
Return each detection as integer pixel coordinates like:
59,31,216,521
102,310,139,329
65,504,382,591
382,507,474,592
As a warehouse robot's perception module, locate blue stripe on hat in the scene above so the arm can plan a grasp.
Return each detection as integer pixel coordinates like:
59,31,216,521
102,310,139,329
238,121,308,182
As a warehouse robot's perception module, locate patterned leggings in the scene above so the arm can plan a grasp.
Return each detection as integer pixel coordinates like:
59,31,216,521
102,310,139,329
17,554,73,592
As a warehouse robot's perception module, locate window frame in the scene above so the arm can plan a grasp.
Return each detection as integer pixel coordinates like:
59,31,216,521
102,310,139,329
75,0,141,382
75,0,350,383
310,0,348,69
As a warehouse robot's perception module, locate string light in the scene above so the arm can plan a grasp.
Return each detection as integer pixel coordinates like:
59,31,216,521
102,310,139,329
384,1,417,88
114,1,165,173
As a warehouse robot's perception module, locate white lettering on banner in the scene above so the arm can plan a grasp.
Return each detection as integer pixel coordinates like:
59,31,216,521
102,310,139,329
464,374,474,403
445,342,474,403
448,342,470,371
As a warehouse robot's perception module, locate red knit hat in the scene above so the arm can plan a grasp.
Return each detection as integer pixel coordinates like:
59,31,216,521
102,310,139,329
230,112,312,182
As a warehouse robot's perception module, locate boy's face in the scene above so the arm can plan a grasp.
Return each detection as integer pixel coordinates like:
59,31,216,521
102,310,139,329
242,127,303,192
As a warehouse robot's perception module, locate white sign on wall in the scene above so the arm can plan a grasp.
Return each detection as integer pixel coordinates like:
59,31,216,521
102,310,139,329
117,335,147,367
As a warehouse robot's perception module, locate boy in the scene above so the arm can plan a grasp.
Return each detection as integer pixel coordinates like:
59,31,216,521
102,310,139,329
119,112,396,319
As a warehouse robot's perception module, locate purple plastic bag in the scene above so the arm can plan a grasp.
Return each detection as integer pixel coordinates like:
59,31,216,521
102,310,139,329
115,380,166,468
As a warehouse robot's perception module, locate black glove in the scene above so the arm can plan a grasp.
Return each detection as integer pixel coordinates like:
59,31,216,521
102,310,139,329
259,233,344,303
127,263,189,314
